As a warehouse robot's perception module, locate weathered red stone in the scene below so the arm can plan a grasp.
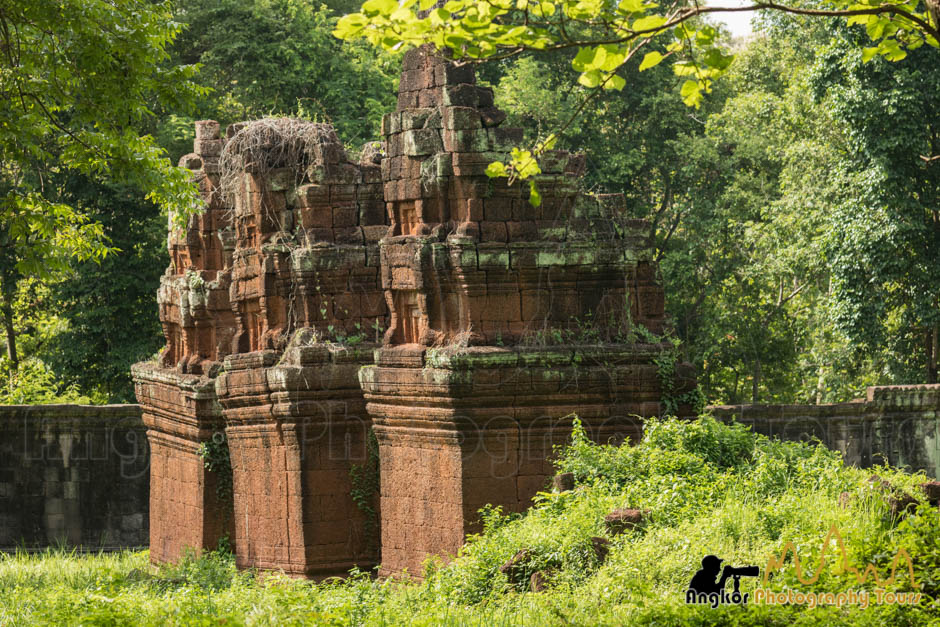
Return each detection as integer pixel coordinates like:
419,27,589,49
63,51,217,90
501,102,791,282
132,121,237,563
360,46,694,577
135,121,389,574
604,508,648,535
212,122,388,577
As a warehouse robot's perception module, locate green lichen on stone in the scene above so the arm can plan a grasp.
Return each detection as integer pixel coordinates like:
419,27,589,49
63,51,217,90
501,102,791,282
535,251,566,267
477,249,510,268
403,128,443,156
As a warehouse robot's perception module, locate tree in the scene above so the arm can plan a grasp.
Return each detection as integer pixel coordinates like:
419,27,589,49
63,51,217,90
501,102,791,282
163,0,399,153
810,32,940,383
0,0,204,375
2,0,403,402
43,176,167,402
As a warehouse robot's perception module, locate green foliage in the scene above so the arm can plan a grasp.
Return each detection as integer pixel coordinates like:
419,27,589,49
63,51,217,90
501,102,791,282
0,0,205,276
168,0,399,150
810,36,940,383
41,177,166,402
642,415,755,468
0,357,103,405
154,548,242,592
349,429,381,552
198,433,234,507
336,0,938,181
3,0,399,403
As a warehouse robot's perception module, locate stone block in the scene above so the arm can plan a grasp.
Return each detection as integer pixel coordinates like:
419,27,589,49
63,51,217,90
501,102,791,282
443,84,480,108
403,129,443,156
195,120,221,140
604,508,647,535
443,106,483,130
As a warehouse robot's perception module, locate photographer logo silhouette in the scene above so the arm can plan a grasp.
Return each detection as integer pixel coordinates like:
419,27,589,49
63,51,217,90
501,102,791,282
686,555,759,608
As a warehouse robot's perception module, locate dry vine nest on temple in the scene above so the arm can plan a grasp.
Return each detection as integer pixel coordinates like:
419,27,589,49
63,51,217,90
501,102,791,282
218,117,344,207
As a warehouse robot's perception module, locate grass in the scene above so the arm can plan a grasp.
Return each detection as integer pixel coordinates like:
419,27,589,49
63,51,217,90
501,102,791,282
1,416,939,625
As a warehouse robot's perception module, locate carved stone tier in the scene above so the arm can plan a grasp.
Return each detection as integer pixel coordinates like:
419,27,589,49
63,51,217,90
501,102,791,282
131,364,233,562
160,120,236,376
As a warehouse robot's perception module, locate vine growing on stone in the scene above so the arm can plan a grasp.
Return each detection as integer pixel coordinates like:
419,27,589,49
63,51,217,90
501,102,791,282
635,325,705,416
349,428,381,553
198,432,234,507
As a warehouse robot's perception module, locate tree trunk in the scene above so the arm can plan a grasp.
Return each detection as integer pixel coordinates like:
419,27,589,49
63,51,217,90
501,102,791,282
751,359,761,403
0,274,16,369
928,326,938,384
816,364,826,405
1,299,16,368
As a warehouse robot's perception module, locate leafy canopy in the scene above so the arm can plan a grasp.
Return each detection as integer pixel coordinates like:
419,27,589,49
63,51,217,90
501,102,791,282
0,0,205,277
335,0,939,181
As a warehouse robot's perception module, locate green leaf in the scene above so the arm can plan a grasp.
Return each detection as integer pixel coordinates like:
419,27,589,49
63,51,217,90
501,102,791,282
633,15,667,32
638,51,664,71
529,180,542,207
598,44,627,71
703,48,733,71
578,69,603,88
536,133,558,151
680,79,703,107
618,0,644,12
572,46,596,72
605,74,626,90
536,2,556,16
865,18,886,40
861,46,879,62
485,161,508,178
362,0,399,16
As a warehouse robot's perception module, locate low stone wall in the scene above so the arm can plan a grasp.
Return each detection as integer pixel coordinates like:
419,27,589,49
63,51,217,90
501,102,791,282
0,404,149,551
709,384,940,479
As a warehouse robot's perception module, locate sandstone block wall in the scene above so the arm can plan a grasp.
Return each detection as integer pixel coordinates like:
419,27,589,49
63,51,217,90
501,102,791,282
211,119,388,577
709,384,940,479
131,366,233,562
0,404,148,551
132,121,238,563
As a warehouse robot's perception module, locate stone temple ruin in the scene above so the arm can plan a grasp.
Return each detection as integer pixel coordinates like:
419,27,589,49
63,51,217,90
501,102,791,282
132,47,696,578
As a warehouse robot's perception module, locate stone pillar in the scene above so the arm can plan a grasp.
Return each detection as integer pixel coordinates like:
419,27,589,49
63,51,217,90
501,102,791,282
132,120,237,562
131,370,232,562
213,120,387,577
359,47,696,577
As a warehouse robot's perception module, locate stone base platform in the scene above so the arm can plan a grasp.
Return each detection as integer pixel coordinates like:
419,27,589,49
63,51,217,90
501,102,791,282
359,344,696,576
216,345,380,578
131,363,233,563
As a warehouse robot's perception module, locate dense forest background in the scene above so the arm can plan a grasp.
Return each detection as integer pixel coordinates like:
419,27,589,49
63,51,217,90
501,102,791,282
1,0,937,405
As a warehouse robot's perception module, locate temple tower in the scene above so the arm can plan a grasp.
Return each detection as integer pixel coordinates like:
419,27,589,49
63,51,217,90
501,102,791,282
359,48,696,576
211,120,388,577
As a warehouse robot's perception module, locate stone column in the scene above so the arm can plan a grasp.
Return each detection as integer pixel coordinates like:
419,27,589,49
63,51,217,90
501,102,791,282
213,120,388,577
